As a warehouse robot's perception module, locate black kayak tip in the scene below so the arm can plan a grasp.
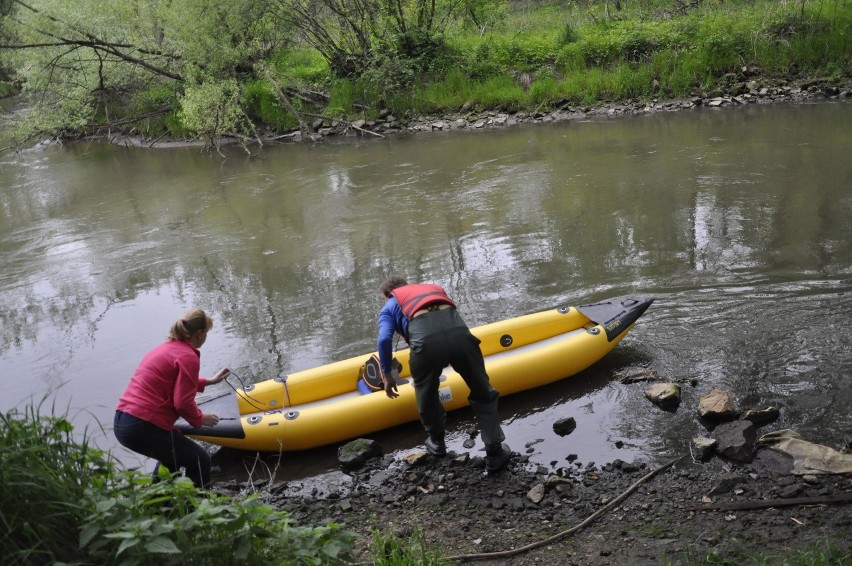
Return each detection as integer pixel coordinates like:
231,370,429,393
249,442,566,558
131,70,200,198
576,297,654,341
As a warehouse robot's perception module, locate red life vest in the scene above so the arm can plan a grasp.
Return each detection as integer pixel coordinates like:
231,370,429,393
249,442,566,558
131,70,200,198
391,284,456,319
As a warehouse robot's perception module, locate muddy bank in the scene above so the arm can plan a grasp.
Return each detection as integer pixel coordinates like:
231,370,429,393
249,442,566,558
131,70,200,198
212,438,851,564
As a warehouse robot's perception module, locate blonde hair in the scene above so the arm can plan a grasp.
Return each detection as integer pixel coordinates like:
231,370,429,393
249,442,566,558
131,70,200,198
169,308,214,341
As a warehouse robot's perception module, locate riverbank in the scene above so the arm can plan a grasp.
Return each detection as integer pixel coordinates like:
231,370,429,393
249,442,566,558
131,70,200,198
277,76,852,144
228,441,852,564
3,0,849,151
111,74,851,150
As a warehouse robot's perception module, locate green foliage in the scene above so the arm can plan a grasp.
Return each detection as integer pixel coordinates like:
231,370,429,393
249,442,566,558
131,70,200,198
362,53,418,108
467,75,525,111
243,79,299,131
178,78,248,140
369,528,447,566
327,78,374,117
80,477,354,565
158,0,281,77
0,403,355,565
273,49,330,85
679,538,852,565
556,23,581,47
124,84,185,137
0,402,113,564
528,75,560,106
1,0,849,142
0,0,288,144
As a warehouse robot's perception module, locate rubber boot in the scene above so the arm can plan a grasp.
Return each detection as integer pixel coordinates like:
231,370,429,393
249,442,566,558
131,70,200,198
425,434,447,457
485,443,512,474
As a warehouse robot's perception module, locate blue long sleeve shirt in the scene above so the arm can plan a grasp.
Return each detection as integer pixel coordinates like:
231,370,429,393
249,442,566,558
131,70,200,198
377,296,409,375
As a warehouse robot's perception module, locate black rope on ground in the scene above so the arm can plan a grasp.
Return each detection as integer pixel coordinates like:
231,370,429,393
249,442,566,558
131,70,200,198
445,455,685,563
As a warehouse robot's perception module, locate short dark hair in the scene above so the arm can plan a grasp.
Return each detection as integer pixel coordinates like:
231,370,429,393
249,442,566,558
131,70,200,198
379,275,408,298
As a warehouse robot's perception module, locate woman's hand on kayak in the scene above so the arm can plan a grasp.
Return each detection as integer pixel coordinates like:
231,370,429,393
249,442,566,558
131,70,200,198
202,413,220,426
208,368,230,384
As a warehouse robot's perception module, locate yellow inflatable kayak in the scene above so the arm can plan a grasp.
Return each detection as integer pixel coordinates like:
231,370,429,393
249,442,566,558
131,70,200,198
181,297,653,452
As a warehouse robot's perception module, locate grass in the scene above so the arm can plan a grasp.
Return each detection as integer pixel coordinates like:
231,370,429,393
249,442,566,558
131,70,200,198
0,399,448,565
369,528,448,566
316,0,851,118
671,538,851,565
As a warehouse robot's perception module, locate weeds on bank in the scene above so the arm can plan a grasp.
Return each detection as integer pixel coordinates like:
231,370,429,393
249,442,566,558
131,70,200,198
370,528,447,565
0,400,112,564
673,538,851,565
0,401,354,565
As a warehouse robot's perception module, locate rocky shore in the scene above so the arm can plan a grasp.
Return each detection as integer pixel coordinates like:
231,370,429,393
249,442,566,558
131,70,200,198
221,440,851,565
212,378,852,565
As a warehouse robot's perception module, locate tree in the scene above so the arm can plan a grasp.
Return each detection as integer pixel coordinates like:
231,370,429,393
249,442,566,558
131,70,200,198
275,0,506,79
0,0,285,147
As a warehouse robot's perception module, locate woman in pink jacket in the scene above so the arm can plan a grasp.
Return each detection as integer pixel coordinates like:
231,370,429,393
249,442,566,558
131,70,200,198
114,309,229,488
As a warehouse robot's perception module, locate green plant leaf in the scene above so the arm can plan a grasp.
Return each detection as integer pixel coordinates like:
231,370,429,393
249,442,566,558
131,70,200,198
144,536,181,554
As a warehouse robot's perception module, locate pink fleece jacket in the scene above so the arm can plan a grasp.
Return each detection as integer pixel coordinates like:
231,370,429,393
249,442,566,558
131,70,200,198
116,339,208,430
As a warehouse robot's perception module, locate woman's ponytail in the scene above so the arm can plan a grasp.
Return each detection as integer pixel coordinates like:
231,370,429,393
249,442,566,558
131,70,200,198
169,309,213,341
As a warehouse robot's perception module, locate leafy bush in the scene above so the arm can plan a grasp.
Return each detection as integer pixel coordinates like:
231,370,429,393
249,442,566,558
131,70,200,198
0,403,355,565
0,402,112,564
80,477,354,565
556,23,580,47
242,79,299,131
178,78,247,140
490,34,556,71
363,54,418,109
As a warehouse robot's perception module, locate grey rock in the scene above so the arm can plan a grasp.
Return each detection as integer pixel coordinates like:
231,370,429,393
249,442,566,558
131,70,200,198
338,438,382,472
553,417,577,436
527,483,546,504
693,436,718,460
742,406,780,426
712,420,757,462
644,383,681,410
709,473,747,496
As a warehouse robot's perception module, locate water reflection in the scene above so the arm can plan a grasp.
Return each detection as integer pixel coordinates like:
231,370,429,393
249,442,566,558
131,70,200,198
1,101,850,478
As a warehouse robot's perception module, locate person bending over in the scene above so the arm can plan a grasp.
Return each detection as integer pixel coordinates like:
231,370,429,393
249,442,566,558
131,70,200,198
114,309,229,488
376,275,512,473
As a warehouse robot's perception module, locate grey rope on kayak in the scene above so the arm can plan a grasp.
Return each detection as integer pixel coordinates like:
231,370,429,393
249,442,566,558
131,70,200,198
445,455,685,563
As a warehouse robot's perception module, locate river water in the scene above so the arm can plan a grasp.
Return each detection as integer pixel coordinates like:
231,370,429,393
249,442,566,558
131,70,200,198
1,101,850,481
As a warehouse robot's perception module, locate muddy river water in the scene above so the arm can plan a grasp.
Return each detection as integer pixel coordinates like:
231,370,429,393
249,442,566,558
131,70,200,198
1,101,850,480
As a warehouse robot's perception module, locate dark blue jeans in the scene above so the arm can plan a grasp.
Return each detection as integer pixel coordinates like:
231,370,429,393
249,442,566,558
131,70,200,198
114,410,211,489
